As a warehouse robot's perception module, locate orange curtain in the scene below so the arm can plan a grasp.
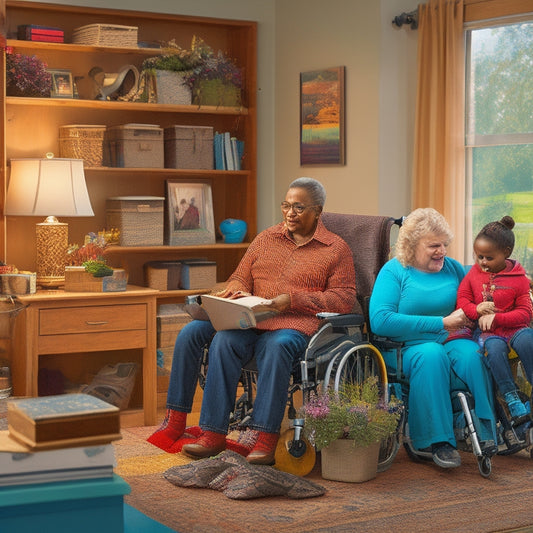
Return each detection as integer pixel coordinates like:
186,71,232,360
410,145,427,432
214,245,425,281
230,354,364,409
412,0,466,261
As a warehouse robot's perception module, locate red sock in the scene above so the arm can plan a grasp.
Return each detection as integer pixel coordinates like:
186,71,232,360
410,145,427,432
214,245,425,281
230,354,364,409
147,410,187,452
250,431,279,454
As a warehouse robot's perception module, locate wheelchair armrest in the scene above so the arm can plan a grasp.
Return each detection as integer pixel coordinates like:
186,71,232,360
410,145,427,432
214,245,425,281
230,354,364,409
370,334,406,381
316,312,365,328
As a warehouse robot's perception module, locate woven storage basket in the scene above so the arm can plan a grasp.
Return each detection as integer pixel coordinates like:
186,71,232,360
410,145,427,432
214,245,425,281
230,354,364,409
164,125,214,169
59,125,106,167
106,196,164,246
106,124,164,168
72,24,138,47
155,70,192,105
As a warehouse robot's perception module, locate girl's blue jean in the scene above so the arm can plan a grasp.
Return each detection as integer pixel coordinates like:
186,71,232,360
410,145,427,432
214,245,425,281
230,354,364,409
484,328,533,395
166,319,308,434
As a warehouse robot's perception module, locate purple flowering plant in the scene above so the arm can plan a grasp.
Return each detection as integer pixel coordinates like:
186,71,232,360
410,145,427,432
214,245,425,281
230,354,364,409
5,48,52,97
301,376,403,450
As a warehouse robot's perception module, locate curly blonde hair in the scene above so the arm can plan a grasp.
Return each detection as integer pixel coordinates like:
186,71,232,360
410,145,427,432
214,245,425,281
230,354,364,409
395,208,453,267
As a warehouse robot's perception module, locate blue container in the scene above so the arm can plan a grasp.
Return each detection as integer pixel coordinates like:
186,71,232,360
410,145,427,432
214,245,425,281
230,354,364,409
219,218,247,243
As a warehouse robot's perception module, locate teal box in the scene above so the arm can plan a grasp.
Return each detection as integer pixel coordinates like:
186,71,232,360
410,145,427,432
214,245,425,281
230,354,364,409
0,474,130,533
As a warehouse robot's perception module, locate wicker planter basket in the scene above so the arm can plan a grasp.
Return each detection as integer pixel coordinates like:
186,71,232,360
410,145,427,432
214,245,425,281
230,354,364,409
192,79,241,107
59,125,106,167
155,70,192,105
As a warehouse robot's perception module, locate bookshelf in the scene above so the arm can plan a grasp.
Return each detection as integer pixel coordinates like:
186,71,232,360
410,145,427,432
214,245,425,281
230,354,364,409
1,1,258,301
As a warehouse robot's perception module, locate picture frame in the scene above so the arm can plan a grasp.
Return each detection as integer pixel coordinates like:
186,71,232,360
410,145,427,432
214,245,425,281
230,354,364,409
166,180,216,246
300,66,345,165
48,69,74,98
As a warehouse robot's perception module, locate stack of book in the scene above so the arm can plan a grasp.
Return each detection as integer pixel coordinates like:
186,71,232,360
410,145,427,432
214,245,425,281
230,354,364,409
0,393,121,487
214,131,244,171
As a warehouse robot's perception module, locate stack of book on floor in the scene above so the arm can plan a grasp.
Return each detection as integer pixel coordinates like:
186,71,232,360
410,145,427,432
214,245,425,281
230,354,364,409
0,393,121,487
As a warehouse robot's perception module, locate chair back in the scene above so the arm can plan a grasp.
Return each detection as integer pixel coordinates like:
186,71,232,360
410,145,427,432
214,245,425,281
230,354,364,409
321,212,396,314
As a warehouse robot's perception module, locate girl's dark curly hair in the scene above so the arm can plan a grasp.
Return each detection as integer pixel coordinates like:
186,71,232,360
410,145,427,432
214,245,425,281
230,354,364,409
475,215,515,253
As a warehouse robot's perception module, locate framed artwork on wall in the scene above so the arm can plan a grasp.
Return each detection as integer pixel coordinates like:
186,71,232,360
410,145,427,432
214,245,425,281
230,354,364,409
300,66,345,165
166,180,216,245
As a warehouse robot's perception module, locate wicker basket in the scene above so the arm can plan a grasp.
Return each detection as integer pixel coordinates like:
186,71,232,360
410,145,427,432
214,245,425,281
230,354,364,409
106,196,164,246
72,24,138,47
59,124,106,167
155,70,192,105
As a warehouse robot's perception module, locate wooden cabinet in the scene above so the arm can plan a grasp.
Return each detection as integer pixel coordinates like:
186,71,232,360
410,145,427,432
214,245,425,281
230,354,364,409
13,287,159,427
1,1,257,301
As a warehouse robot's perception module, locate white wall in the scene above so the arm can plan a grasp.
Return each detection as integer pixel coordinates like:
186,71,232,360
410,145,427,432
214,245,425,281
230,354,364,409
18,0,419,229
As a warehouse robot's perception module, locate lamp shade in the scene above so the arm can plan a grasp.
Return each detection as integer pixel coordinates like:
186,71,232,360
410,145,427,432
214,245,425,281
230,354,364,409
6,158,94,217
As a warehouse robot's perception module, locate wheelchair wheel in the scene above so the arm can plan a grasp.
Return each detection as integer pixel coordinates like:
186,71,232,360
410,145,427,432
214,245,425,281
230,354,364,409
478,455,492,478
325,343,388,399
274,427,316,476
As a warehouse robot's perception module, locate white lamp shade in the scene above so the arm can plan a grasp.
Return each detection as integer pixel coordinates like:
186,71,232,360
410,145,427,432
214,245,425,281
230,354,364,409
6,158,94,217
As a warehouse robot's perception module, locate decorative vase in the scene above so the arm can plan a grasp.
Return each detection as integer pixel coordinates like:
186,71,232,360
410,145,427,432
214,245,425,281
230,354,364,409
320,439,380,483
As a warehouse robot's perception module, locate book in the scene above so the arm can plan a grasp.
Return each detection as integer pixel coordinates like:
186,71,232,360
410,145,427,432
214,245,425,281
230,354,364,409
7,393,122,451
0,439,115,486
199,294,277,330
224,131,235,171
214,132,226,170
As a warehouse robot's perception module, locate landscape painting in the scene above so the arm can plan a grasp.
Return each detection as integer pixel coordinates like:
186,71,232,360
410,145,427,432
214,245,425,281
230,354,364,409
300,66,345,165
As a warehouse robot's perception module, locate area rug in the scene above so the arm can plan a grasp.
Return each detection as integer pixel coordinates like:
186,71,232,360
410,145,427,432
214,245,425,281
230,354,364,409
115,425,533,533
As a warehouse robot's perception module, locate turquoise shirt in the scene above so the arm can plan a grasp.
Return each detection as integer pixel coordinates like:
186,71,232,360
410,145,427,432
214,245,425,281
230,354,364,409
369,257,467,346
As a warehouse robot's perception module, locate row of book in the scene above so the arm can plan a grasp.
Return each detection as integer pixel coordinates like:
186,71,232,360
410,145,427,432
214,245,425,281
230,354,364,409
0,393,121,487
214,131,244,171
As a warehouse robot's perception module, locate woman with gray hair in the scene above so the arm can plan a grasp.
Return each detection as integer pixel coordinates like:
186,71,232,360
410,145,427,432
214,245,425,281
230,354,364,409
370,207,497,469
148,177,356,465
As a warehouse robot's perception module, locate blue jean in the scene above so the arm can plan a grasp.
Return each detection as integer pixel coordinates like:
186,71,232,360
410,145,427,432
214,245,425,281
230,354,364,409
383,338,496,450
166,320,308,434
484,328,533,395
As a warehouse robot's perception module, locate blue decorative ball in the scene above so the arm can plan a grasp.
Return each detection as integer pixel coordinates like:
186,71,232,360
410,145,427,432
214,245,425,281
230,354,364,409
219,218,247,243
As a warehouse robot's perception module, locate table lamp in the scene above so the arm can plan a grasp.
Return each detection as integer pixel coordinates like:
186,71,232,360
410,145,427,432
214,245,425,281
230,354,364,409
5,157,94,288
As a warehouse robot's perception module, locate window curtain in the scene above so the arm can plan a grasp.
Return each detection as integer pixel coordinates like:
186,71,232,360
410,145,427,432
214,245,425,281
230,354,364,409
412,0,465,261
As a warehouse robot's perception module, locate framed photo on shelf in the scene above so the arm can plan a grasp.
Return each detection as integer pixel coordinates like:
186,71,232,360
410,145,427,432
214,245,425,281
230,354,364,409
48,69,74,98
166,180,216,246
300,66,345,165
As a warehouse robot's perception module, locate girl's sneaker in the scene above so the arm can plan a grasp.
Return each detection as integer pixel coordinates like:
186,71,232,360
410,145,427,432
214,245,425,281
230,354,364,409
504,390,529,420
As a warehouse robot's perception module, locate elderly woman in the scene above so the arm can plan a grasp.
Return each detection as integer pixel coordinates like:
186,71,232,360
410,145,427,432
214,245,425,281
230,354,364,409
369,208,497,469
148,177,356,465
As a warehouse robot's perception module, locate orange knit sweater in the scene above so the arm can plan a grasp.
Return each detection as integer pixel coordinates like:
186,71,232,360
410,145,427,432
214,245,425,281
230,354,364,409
225,219,356,336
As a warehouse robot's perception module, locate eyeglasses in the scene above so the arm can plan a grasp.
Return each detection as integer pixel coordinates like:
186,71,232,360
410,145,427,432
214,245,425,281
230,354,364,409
280,202,316,214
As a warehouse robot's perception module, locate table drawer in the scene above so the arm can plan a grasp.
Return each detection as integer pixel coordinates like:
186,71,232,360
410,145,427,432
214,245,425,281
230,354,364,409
39,304,147,335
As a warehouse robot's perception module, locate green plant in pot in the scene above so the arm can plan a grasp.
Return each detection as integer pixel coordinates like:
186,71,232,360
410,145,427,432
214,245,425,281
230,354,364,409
301,376,403,482
184,46,242,107
140,38,206,105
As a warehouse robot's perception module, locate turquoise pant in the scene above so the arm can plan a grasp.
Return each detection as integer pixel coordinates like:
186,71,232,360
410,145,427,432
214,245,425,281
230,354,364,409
384,339,496,450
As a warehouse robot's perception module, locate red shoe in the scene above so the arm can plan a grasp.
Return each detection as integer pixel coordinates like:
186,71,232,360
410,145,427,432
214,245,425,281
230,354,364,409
246,431,279,465
182,430,226,459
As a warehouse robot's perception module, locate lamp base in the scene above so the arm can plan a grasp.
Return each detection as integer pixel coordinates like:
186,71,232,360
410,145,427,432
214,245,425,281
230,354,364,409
37,275,65,289
36,217,68,289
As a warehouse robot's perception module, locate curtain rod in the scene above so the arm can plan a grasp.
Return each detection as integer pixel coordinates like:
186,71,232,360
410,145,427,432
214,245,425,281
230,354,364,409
392,9,419,29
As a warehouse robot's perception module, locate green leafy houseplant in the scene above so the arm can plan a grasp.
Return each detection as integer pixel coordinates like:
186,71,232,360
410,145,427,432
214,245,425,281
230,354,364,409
141,38,206,73
301,376,403,450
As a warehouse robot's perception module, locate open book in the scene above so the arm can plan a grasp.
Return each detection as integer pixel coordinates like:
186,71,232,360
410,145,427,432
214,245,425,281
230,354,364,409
187,294,277,331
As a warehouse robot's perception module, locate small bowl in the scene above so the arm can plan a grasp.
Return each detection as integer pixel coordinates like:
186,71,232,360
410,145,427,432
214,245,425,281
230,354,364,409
219,218,247,243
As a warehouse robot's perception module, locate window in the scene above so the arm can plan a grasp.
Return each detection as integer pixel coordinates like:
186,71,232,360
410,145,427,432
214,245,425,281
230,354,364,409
465,20,533,271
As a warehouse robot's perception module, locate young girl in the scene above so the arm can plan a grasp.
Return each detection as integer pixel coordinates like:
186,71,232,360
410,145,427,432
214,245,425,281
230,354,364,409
456,216,533,423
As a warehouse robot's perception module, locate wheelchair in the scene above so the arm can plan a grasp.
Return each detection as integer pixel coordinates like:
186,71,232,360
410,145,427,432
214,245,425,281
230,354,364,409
192,212,401,476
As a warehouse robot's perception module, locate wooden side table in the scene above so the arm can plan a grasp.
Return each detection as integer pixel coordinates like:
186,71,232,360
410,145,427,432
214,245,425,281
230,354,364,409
12,286,158,427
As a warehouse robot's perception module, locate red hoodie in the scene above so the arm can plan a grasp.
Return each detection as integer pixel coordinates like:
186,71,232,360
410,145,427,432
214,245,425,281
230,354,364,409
456,259,532,342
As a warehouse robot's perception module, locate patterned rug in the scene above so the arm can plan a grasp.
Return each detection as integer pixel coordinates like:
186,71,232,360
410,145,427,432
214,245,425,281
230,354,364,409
116,425,533,533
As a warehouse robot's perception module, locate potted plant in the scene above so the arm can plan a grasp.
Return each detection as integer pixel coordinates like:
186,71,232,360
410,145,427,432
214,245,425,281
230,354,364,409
5,47,52,98
140,37,206,105
184,46,242,107
301,376,403,482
